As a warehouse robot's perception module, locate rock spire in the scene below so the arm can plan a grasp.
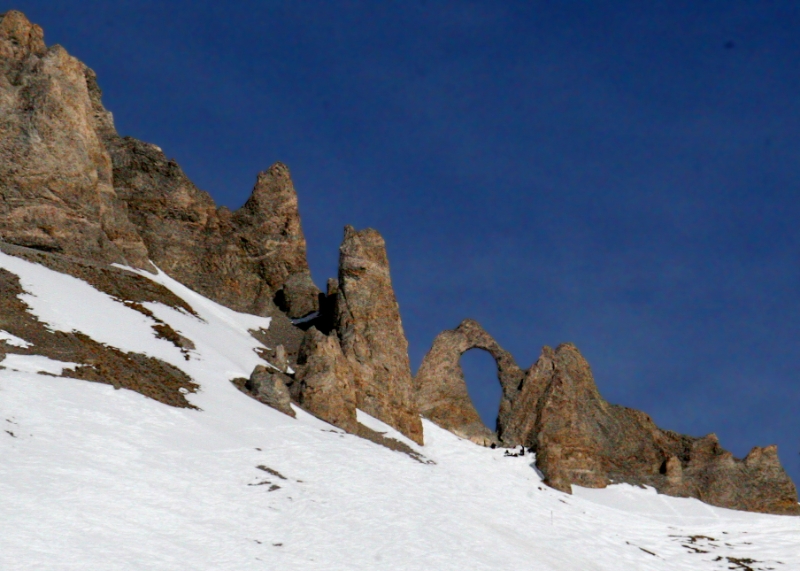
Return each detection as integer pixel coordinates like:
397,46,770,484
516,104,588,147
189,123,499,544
333,226,423,444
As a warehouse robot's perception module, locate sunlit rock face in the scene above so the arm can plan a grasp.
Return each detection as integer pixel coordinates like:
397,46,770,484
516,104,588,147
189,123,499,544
293,326,358,433
524,344,799,514
416,326,800,515
0,11,149,267
0,11,319,320
105,143,320,319
414,319,523,446
334,226,423,445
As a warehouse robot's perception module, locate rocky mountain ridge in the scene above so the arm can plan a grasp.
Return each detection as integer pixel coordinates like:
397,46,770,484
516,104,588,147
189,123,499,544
0,10,796,515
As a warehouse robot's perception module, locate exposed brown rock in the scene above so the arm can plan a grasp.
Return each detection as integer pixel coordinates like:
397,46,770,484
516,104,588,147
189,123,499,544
249,321,305,371
334,226,423,445
0,266,197,408
0,11,319,322
511,343,799,515
414,319,798,514
497,346,555,447
414,319,523,445
0,242,197,315
233,164,319,318
0,11,149,267
292,327,358,433
529,344,618,491
282,324,436,462
103,133,320,318
245,365,295,418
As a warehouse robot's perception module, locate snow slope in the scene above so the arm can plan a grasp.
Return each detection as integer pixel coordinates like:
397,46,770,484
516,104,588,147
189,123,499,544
0,252,797,571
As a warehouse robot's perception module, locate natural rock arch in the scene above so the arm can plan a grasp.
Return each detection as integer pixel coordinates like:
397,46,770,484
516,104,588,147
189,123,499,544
414,319,524,444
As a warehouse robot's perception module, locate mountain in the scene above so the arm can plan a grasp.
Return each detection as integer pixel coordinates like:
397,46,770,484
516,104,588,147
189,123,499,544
0,11,798,569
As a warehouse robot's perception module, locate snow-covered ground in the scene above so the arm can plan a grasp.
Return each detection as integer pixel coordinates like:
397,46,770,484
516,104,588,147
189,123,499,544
0,252,797,570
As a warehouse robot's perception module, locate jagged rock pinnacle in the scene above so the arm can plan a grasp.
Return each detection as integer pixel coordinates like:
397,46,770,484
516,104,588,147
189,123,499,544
0,11,46,60
335,226,423,444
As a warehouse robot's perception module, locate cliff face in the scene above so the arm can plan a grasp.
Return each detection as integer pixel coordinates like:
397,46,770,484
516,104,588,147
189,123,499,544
0,11,149,267
0,10,319,319
102,135,319,319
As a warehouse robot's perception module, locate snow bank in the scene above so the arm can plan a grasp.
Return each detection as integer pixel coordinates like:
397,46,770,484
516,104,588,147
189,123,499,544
0,253,797,571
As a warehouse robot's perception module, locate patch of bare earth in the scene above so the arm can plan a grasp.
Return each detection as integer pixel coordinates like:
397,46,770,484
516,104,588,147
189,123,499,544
0,265,198,408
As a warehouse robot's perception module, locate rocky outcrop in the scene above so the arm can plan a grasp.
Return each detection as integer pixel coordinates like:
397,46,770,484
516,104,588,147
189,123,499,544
0,11,149,267
414,319,522,445
5,11,794,515
0,11,319,321
507,343,799,514
287,227,424,444
416,327,799,514
245,365,295,418
103,137,319,319
334,226,423,445
292,327,358,433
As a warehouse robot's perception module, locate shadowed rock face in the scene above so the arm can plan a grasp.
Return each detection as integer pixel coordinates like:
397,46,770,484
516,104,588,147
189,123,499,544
0,11,149,267
293,327,358,433
414,319,522,445
0,11,319,320
334,226,423,445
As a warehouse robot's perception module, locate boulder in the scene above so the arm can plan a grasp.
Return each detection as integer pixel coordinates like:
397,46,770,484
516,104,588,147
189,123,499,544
245,365,295,418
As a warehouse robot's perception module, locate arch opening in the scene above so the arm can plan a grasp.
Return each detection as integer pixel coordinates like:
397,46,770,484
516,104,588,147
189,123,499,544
460,348,503,432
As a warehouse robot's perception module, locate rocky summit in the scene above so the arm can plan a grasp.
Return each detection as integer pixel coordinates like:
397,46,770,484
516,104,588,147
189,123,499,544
0,10,796,517
0,10,318,319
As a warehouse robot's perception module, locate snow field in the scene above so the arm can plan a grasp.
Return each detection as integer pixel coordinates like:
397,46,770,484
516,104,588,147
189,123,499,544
0,252,797,570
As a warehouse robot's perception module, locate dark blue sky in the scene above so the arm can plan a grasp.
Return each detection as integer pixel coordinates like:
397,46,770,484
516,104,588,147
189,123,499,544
12,1,800,483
